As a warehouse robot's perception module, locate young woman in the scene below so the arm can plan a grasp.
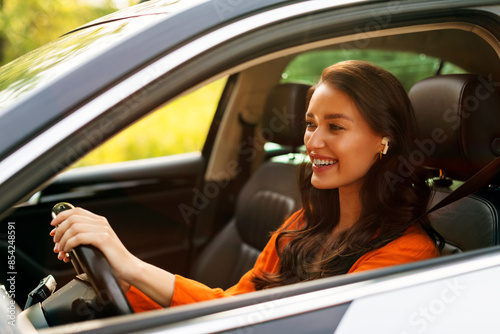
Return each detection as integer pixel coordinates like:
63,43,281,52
50,60,442,311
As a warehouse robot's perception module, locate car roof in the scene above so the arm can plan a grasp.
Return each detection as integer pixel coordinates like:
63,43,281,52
63,0,206,35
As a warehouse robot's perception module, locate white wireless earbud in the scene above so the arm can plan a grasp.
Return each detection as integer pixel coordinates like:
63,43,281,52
381,137,390,155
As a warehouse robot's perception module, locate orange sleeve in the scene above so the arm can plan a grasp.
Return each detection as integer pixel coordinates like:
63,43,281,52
128,214,436,311
127,285,162,313
348,225,439,273
171,234,278,306
170,210,303,306
129,210,304,310
170,225,283,306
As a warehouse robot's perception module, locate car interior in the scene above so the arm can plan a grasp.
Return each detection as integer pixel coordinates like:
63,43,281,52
2,17,500,329
191,24,500,287
192,74,500,289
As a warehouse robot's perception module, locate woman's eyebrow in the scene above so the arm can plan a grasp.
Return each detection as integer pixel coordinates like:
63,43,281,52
324,113,353,122
305,112,353,122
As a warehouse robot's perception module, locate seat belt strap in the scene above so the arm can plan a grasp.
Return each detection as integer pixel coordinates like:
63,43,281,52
237,113,257,183
422,155,500,218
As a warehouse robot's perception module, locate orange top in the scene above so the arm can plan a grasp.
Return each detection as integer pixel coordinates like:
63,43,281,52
127,210,439,312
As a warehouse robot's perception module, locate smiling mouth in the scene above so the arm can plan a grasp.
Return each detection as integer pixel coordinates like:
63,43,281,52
312,159,338,167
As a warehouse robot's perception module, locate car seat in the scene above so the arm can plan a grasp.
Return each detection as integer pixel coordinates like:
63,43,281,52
190,83,310,289
409,74,500,254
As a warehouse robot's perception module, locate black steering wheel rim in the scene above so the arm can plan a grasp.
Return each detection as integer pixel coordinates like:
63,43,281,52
71,245,134,316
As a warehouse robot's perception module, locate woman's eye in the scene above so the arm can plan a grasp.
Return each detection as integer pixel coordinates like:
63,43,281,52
330,124,344,131
305,122,316,129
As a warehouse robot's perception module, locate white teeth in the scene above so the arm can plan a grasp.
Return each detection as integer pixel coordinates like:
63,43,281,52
313,159,337,166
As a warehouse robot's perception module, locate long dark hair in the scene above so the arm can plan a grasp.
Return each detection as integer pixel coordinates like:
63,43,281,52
253,60,443,289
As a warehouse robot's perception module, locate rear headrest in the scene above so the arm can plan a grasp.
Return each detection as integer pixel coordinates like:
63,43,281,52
409,74,500,180
262,83,311,147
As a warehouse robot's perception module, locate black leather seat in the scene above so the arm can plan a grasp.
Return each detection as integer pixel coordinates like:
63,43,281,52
409,74,500,254
190,83,310,289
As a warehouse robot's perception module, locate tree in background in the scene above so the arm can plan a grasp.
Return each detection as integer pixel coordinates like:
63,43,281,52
0,0,118,66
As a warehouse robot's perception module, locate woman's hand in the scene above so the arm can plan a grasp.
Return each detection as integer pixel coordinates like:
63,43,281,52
50,207,138,289
49,207,176,307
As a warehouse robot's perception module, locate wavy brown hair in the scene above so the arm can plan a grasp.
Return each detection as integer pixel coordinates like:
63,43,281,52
253,60,443,289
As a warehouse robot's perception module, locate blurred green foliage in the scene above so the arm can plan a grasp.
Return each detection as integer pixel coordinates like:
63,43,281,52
282,49,467,92
74,78,227,167
0,0,118,66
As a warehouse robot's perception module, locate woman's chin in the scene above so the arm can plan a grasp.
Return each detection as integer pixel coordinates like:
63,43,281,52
310,179,336,190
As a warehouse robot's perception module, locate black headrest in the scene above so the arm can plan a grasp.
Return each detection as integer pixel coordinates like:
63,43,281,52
262,83,311,147
409,74,500,180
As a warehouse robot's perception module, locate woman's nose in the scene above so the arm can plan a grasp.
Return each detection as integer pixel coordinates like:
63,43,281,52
304,127,325,149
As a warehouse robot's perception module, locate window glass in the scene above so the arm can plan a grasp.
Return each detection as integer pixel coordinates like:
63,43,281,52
0,0,202,114
0,16,165,114
73,77,227,167
281,49,467,91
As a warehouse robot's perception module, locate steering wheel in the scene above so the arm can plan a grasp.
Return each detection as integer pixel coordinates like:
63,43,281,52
52,203,133,316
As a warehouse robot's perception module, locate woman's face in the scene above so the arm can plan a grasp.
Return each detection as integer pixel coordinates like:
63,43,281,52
304,84,384,191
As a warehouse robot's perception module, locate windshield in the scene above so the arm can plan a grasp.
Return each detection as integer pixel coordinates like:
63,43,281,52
0,0,205,116
0,16,165,116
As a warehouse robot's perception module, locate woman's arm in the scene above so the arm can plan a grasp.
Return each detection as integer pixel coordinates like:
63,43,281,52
50,207,175,307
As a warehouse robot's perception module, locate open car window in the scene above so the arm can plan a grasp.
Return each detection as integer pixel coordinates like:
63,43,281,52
73,77,227,168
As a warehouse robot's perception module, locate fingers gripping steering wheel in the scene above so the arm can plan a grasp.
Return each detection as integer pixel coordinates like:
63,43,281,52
52,203,133,316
